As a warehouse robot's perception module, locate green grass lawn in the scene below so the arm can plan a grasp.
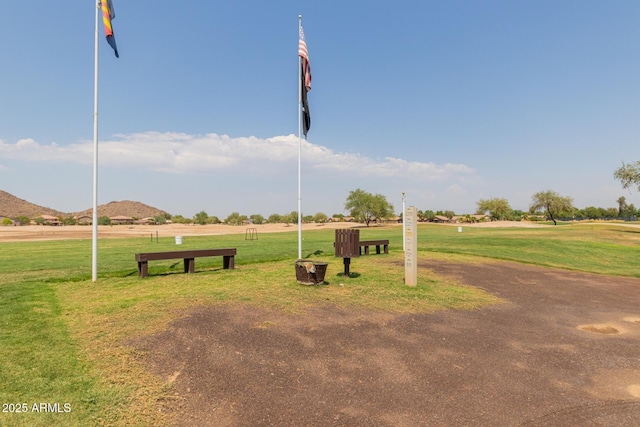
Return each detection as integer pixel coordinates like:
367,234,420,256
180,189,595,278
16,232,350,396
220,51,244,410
1,223,638,426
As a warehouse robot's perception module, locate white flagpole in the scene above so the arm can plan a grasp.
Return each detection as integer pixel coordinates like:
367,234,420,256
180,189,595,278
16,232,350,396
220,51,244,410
297,15,303,260
92,1,100,282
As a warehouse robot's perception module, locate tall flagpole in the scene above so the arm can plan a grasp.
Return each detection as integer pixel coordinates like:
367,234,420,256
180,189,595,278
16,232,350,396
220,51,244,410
92,1,100,282
297,15,303,260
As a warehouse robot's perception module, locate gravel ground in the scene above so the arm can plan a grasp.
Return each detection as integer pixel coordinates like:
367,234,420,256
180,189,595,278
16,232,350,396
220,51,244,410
133,260,640,426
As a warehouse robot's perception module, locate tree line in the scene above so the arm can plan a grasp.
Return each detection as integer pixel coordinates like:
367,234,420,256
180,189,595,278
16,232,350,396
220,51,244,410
12,162,640,227
168,211,334,226
475,191,637,226
164,188,397,227
471,163,640,225
94,189,640,227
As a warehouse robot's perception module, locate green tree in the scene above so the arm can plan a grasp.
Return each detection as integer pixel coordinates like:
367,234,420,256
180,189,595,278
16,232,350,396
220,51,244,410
98,216,111,226
614,161,640,191
62,216,77,226
313,212,328,223
625,203,637,219
616,196,627,217
250,214,265,225
476,197,512,220
286,211,298,225
421,210,435,222
207,216,221,224
460,214,478,223
344,188,394,227
170,215,190,224
225,212,247,226
154,215,167,225
193,211,209,225
267,213,282,223
2,218,12,226
15,215,30,225
443,210,455,220
581,206,602,220
529,190,574,225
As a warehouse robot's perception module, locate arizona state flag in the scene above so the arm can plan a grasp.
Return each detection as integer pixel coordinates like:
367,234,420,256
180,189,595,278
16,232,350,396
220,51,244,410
101,0,119,58
299,25,311,137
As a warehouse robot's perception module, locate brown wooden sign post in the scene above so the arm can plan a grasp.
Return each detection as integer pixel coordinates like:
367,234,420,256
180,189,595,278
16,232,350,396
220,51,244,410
334,229,360,276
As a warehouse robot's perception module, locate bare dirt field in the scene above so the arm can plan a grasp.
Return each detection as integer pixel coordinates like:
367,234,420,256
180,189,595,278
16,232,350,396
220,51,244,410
0,220,555,243
0,222,365,242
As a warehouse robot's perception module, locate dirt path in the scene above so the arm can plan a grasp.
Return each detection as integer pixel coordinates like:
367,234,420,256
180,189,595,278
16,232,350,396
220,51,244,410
134,260,640,426
0,222,366,242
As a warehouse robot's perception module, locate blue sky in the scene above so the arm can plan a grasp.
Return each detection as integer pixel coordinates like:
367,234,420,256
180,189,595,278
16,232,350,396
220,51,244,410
1,1,638,218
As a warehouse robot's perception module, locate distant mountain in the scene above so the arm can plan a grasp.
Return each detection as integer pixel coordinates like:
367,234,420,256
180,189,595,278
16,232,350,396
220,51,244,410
0,190,168,219
74,200,168,219
0,190,65,218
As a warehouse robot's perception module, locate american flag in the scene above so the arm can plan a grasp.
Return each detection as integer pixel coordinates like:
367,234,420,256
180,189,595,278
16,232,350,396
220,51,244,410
299,25,311,90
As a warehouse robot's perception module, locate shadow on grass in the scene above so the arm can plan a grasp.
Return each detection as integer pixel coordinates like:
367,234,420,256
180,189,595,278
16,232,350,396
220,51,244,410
304,250,325,258
337,272,361,278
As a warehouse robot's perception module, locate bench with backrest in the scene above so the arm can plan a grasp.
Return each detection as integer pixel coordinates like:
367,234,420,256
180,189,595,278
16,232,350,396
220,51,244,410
359,240,390,255
135,248,236,278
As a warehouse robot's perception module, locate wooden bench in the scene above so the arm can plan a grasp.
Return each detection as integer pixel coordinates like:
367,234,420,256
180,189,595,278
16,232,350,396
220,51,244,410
359,240,390,255
135,248,236,278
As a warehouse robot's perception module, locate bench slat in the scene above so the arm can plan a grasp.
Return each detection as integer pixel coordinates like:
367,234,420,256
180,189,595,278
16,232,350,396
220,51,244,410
135,248,236,277
358,240,389,246
136,248,236,262
358,240,389,255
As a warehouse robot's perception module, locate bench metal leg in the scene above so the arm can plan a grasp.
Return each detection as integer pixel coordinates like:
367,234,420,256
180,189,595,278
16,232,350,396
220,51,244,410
383,244,388,254
364,246,370,255
184,258,195,273
375,245,381,254
223,255,234,269
138,261,149,278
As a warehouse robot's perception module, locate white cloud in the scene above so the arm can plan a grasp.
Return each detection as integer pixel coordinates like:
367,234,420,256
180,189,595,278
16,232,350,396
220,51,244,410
0,132,475,182
0,138,91,163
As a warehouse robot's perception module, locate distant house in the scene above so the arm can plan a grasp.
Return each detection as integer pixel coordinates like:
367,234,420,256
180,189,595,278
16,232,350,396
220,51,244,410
75,214,92,225
471,214,490,222
433,215,451,223
36,214,61,226
382,216,402,224
134,217,156,225
110,215,134,225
